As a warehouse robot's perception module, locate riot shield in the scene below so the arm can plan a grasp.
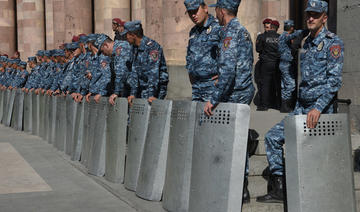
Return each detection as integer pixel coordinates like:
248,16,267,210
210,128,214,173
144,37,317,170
188,103,251,212
43,94,50,140
38,93,45,138
1,90,8,124
72,100,84,161
105,98,128,183
23,92,33,132
80,99,91,166
136,100,172,201
5,90,16,127
48,96,57,144
10,90,19,129
65,95,76,156
0,90,4,122
88,98,108,176
162,101,197,211
31,92,39,135
124,99,151,191
13,90,24,131
285,114,357,212
54,96,67,151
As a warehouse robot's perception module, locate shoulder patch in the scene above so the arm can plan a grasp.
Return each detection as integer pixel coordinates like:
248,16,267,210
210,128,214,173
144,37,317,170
223,37,232,50
101,61,107,68
116,46,122,56
330,45,341,59
150,50,159,61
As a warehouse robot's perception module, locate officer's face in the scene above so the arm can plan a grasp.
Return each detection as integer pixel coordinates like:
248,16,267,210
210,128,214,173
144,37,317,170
100,43,112,56
112,23,118,31
306,11,327,33
264,23,271,32
126,33,136,45
187,5,208,26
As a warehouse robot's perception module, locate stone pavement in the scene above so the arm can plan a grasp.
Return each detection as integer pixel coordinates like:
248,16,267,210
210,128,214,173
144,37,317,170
0,125,136,212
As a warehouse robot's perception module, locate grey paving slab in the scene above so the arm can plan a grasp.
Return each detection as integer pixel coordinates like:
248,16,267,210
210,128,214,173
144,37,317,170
0,125,136,212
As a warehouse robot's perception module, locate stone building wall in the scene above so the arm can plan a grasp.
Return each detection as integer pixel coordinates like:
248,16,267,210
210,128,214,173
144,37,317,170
0,0,290,63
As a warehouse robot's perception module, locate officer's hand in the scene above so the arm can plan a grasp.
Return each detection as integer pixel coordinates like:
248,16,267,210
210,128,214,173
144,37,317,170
86,72,92,80
71,92,77,100
148,96,156,103
35,89,40,95
94,94,101,103
21,88,25,92
211,75,219,86
75,94,83,103
41,89,45,94
127,95,135,107
85,93,92,103
30,88,34,92
306,108,321,129
109,94,118,106
53,89,60,95
204,101,214,116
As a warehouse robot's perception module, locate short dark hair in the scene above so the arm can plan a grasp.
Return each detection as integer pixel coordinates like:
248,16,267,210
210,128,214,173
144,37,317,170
225,8,238,16
129,27,144,38
284,25,293,31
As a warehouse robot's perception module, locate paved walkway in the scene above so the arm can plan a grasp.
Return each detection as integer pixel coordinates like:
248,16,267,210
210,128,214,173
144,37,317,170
0,125,136,212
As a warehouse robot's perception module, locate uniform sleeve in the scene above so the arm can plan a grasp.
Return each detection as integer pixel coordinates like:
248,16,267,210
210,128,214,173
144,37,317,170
113,44,132,96
210,31,238,105
146,47,161,98
158,50,168,99
314,39,344,112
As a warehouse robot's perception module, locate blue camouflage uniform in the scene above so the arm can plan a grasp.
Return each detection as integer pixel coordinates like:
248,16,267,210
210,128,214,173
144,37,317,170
184,0,222,102
186,14,222,101
89,54,111,96
278,21,304,100
265,1,344,176
122,21,169,99
94,34,133,97
209,0,255,178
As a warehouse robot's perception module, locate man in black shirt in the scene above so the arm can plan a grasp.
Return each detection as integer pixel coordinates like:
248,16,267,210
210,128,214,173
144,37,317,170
256,20,281,111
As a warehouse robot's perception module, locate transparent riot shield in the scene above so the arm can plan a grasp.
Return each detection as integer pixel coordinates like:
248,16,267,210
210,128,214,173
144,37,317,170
124,99,151,191
162,101,197,211
23,92,33,132
285,114,357,212
188,103,251,212
136,100,172,201
54,96,67,151
1,90,8,124
105,98,128,183
65,95,76,156
31,92,39,135
10,90,19,129
88,98,108,176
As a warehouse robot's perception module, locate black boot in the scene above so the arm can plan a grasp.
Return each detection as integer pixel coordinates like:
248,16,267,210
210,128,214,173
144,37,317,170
243,178,250,204
256,175,285,203
280,99,293,113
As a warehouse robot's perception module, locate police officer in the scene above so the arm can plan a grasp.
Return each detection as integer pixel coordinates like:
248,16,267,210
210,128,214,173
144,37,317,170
256,20,281,111
204,0,255,203
257,0,344,203
124,21,169,104
95,33,133,105
278,20,308,113
184,0,222,102
112,18,127,41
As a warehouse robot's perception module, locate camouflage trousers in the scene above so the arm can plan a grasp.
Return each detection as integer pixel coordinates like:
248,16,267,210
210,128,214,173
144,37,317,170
264,102,334,175
279,60,296,100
